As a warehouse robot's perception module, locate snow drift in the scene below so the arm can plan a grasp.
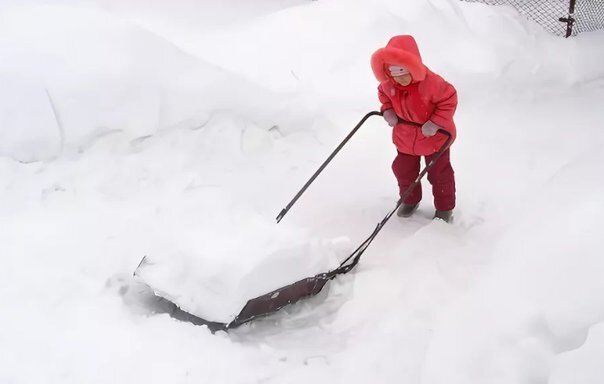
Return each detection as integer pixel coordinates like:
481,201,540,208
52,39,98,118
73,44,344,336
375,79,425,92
1,0,604,383
0,2,312,162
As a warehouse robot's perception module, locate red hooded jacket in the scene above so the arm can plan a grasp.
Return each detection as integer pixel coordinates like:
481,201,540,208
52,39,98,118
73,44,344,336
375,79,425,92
371,35,457,156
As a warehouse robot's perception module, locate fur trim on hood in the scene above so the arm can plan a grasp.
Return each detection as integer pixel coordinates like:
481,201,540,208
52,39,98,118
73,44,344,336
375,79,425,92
371,35,427,82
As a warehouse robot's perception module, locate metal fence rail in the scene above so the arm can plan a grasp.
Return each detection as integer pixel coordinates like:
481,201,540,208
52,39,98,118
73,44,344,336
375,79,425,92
461,0,604,37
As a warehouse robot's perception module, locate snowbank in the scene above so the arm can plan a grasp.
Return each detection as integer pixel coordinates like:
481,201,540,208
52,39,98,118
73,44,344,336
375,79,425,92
0,76,61,161
421,150,604,384
0,2,311,162
550,322,604,384
2,0,604,383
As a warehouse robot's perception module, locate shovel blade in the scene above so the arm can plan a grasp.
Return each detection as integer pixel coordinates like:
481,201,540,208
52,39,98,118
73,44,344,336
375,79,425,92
134,256,334,330
230,274,330,328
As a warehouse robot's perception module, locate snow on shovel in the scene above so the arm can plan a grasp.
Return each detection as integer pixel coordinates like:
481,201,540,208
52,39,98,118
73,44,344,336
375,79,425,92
134,111,452,331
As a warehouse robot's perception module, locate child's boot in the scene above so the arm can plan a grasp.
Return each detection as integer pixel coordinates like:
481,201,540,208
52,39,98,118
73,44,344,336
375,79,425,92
433,209,453,223
397,203,419,217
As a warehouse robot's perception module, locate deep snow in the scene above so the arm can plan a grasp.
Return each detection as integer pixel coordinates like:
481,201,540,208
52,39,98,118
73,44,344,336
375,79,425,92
1,0,604,383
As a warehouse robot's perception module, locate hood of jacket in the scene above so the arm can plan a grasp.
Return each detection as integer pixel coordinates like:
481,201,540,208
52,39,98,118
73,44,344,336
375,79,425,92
371,35,426,83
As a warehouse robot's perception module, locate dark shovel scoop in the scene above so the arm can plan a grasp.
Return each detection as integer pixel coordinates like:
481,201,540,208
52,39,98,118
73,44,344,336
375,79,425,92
140,268,332,332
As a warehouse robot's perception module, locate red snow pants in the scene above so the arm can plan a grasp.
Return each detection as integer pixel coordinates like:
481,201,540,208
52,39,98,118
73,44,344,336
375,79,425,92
392,149,456,211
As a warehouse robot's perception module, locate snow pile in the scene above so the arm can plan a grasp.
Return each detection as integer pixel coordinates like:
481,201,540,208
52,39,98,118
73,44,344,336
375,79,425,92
1,0,604,383
421,149,604,383
137,228,350,323
0,2,311,162
551,322,604,384
0,77,61,161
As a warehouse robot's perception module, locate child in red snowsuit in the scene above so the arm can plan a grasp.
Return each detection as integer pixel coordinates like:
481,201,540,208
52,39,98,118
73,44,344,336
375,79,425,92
371,35,457,222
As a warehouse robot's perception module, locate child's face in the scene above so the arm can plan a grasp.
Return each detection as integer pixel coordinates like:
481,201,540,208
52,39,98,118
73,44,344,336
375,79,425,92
393,74,412,86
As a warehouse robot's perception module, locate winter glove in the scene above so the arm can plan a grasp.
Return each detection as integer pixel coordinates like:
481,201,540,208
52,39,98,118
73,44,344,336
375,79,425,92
421,120,440,137
382,109,399,127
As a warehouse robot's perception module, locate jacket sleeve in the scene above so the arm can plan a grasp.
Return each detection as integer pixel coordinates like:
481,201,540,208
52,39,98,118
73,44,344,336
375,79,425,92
378,84,393,112
429,79,457,133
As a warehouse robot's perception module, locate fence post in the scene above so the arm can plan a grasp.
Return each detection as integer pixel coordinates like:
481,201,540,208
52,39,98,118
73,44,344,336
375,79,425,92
559,0,577,37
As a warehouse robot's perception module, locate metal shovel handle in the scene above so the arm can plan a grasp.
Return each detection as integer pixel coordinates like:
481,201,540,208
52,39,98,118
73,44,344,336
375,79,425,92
276,111,383,223
328,128,453,277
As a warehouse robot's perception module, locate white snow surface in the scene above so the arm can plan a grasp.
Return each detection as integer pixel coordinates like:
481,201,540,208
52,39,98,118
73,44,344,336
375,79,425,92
1,0,604,383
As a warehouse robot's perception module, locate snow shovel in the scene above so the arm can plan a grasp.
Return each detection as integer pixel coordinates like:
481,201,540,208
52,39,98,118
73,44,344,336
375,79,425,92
134,112,452,331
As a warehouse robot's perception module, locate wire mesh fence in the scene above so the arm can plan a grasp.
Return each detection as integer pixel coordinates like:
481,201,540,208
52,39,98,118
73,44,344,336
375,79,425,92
461,0,604,36
575,0,604,33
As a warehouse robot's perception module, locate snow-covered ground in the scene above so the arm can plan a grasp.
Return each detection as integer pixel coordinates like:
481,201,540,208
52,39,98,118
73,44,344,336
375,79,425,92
1,0,604,383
